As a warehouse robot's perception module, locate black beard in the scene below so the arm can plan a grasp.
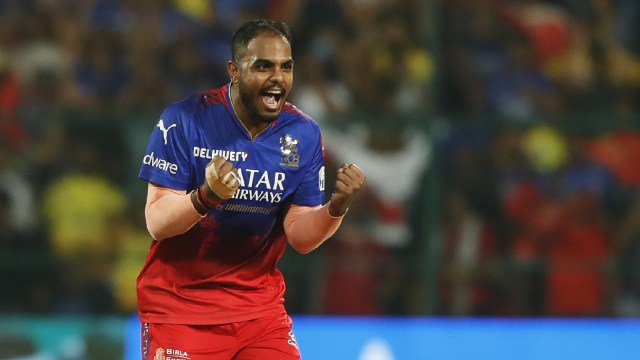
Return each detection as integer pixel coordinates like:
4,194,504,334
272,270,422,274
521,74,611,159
238,82,279,124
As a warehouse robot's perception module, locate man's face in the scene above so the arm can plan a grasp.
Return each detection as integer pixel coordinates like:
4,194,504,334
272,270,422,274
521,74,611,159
235,33,293,123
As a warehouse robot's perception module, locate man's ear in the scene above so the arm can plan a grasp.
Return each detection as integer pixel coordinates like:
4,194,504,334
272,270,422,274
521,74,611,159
227,61,239,83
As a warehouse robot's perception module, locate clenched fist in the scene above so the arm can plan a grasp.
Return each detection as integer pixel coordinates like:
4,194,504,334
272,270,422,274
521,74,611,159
204,156,239,199
191,156,239,215
328,163,366,217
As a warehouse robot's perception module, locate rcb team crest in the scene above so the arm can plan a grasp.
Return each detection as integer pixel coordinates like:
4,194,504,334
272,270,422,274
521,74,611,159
279,134,300,167
154,348,165,360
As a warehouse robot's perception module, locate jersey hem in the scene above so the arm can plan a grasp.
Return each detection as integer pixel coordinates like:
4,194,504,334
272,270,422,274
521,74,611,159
139,304,286,325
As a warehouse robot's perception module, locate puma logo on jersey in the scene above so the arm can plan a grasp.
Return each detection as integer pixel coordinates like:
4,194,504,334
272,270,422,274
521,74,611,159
157,119,177,145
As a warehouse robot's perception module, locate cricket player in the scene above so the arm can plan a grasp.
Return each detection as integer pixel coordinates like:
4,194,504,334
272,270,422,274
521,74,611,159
137,19,366,359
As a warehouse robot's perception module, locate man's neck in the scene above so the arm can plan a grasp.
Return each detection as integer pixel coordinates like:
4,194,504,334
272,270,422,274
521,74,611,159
229,85,270,140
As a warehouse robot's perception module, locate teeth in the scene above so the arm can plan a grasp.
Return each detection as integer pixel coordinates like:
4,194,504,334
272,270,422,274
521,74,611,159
263,95,279,109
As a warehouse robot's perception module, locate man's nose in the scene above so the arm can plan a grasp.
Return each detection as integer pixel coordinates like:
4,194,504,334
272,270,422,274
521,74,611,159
269,68,284,83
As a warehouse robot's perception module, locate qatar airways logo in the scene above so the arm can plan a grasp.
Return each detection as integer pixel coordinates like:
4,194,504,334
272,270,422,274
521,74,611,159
143,152,178,174
233,168,285,203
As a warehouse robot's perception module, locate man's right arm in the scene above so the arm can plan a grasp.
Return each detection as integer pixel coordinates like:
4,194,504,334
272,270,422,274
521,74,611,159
144,183,203,241
144,156,240,241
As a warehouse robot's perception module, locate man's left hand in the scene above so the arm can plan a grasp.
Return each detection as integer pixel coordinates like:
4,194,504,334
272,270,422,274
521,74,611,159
329,163,366,217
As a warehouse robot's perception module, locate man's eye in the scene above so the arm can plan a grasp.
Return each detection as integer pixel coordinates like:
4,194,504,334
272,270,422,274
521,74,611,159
282,64,293,71
257,64,270,71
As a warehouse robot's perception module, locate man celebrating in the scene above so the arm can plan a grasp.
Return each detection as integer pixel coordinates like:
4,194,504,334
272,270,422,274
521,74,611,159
137,19,366,359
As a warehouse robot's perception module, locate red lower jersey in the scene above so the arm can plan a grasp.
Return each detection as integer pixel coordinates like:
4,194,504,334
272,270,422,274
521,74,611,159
137,221,288,325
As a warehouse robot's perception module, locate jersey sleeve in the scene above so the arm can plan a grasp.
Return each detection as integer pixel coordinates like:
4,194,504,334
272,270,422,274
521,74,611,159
291,128,325,207
138,103,193,191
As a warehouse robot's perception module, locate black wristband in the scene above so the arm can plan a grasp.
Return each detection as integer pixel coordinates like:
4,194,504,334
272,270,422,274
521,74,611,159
198,185,222,209
190,190,209,216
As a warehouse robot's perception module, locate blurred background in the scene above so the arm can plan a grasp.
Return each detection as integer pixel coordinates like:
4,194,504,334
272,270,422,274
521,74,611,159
1,0,640,358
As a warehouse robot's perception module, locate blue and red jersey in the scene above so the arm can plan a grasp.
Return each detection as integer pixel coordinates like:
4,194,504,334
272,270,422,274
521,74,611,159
137,84,325,324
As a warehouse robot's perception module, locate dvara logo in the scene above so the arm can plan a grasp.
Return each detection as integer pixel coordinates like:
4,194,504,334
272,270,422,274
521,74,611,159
143,152,178,174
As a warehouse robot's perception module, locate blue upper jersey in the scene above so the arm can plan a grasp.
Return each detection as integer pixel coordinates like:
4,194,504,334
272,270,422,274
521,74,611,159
139,83,326,219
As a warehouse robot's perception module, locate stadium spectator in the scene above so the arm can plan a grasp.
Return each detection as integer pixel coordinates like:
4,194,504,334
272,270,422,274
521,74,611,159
41,124,129,314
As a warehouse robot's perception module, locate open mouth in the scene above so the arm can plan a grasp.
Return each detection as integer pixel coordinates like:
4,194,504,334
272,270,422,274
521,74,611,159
261,89,284,112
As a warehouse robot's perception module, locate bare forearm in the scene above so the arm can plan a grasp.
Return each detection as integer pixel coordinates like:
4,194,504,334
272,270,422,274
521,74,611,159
145,185,203,240
284,203,345,254
282,162,365,253
144,158,240,241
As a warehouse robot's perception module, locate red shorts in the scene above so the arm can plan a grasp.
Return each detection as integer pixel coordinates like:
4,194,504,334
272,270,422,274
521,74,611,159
141,313,301,360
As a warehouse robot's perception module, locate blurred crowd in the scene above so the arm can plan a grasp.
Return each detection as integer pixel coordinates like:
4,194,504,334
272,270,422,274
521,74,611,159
1,0,640,319
436,0,640,317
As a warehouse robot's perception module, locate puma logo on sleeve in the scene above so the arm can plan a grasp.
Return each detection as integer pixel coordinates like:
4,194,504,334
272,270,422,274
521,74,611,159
157,119,177,145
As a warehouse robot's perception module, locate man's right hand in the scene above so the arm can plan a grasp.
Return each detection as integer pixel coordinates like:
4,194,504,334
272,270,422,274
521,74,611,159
204,156,240,200
191,156,239,215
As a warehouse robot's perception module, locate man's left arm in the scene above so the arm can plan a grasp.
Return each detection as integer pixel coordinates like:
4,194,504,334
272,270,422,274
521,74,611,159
284,164,366,253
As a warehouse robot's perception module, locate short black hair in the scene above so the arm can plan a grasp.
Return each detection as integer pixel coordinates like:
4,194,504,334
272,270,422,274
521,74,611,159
231,19,292,62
